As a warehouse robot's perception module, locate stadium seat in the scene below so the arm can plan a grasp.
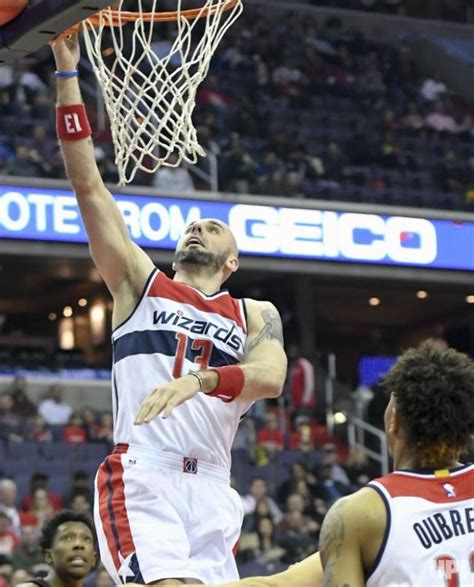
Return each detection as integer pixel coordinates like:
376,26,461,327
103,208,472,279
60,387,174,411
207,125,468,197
35,460,71,477
76,443,109,463
41,442,77,461
7,442,40,460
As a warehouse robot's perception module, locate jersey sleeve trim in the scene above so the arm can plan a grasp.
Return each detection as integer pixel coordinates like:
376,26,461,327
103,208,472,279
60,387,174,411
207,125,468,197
111,267,159,336
365,483,392,582
240,299,248,334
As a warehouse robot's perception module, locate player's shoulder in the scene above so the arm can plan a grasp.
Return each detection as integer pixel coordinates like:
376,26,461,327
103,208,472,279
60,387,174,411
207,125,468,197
243,298,279,315
324,487,387,533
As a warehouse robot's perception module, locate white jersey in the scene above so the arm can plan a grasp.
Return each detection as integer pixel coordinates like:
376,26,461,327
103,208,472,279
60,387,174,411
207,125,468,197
111,268,251,470
367,464,474,587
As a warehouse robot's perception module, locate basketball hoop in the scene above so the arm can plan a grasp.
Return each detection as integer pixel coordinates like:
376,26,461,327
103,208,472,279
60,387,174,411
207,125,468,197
72,0,243,185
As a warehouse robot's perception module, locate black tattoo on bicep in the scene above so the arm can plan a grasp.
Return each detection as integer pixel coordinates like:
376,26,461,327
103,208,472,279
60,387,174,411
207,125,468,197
320,500,346,587
247,307,284,352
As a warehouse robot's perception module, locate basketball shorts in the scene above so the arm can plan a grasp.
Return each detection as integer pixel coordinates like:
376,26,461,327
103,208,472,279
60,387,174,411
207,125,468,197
94,444,243,584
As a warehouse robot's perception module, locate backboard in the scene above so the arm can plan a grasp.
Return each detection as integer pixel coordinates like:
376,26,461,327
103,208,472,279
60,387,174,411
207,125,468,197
0,0,112,64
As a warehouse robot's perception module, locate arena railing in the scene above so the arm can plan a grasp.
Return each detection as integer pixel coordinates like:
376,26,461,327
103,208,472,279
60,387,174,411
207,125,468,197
348,415,390,476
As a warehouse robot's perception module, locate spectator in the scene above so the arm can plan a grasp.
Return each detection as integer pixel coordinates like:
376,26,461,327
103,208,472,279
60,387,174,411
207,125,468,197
344,448,378,488
239,512,286,566
67,471,93,507
320,443,351,487
256,412,284,455
287,345,316,416
254,517,286,566
241,478,283,525
94,568,114,587
313,461,350,506
23,488,55,531
0,481,21,537
11,524,48,575
152,154,195,192
279,510,316,565
81,407,98,441
1,69,35,115
27,415,53,443
38,384,73,426
9,376,36,418
23,124,58,162
0,393,24,443
0,554,13,587
21,473,63,513
69,493,92,515
402,101,424,130
62,412,87,444
93,412,114,445
277,462,315,505
425,100,458,133
433,150,464,193
4,145,47,178
232,417,257,452
420,73,447,102
10,568,31,587
288,415,318,452
0,512,20,557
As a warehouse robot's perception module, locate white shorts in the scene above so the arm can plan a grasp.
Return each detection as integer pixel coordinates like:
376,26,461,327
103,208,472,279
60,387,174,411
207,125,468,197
94,444,243,584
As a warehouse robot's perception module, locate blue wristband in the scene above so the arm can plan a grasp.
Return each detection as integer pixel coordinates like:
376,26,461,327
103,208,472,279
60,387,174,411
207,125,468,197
55,70,78,78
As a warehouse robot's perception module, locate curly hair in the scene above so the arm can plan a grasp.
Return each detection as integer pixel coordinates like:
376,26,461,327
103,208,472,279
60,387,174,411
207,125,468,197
39,510,96,551
383,340,474,466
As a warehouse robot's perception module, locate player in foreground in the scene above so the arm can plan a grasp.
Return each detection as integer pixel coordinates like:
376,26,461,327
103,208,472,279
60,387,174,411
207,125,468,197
18,510,97,587
51,34,287,585
136,341,472,587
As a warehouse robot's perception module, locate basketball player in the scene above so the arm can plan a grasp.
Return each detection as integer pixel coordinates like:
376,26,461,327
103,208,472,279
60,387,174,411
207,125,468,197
50,35,287,586
17,510,97,587
157,341,473,587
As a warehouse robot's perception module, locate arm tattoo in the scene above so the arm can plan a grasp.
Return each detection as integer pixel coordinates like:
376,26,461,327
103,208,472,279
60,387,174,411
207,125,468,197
247,307,284,352
320,500,346,587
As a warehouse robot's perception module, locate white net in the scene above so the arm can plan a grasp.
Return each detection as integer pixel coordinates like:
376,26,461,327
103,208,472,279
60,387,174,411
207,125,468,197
82,0,243,185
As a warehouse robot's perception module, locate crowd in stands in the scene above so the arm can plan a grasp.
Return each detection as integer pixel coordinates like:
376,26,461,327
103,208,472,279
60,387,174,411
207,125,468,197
307,0,470,22
0,378,113,446
0,6,473,210
0,353,379,581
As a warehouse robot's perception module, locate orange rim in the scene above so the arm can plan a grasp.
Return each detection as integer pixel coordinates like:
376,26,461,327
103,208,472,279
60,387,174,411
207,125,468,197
61,0,240,36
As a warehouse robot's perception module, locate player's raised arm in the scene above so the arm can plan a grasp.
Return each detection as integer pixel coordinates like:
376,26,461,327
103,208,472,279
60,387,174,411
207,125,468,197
50,34,154,299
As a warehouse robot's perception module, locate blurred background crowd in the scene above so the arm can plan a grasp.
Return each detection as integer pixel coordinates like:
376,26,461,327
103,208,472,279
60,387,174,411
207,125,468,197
0,3,473,210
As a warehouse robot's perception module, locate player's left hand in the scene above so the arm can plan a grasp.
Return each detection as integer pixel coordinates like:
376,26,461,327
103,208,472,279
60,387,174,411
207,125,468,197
134,374,201,423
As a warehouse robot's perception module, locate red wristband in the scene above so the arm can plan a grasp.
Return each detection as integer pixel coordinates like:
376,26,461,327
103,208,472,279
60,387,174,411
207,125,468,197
56,104,92,141
206,366,244,403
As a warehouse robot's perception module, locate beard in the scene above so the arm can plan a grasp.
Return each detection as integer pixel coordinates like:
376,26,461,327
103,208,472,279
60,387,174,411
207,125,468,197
174,248,229,272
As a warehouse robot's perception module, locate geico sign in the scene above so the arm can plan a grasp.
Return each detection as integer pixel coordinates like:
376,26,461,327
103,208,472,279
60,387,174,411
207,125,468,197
229,205,437,265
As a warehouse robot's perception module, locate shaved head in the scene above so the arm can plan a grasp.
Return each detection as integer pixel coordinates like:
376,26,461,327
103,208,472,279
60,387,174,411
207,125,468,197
173,218,239,281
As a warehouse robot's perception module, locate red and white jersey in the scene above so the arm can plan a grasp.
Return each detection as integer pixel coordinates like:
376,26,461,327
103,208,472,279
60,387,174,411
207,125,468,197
367,464,474,587
111,269,251,470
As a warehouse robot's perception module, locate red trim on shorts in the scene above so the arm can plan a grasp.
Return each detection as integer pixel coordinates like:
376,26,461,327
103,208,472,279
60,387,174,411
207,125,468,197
232,538,240,558
108,454,136,557
97,461,121,570
374,468,474,502
148,272,245,331
113,443,129,455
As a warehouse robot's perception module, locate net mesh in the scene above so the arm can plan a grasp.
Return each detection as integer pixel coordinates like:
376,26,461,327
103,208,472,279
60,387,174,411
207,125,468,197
82,0,243,185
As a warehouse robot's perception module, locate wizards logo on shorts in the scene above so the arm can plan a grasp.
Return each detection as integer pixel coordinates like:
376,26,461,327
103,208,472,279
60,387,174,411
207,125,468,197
183,457,198,474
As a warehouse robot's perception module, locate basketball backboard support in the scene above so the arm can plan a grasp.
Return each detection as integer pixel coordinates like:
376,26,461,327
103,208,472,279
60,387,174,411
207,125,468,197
0,0,113,64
